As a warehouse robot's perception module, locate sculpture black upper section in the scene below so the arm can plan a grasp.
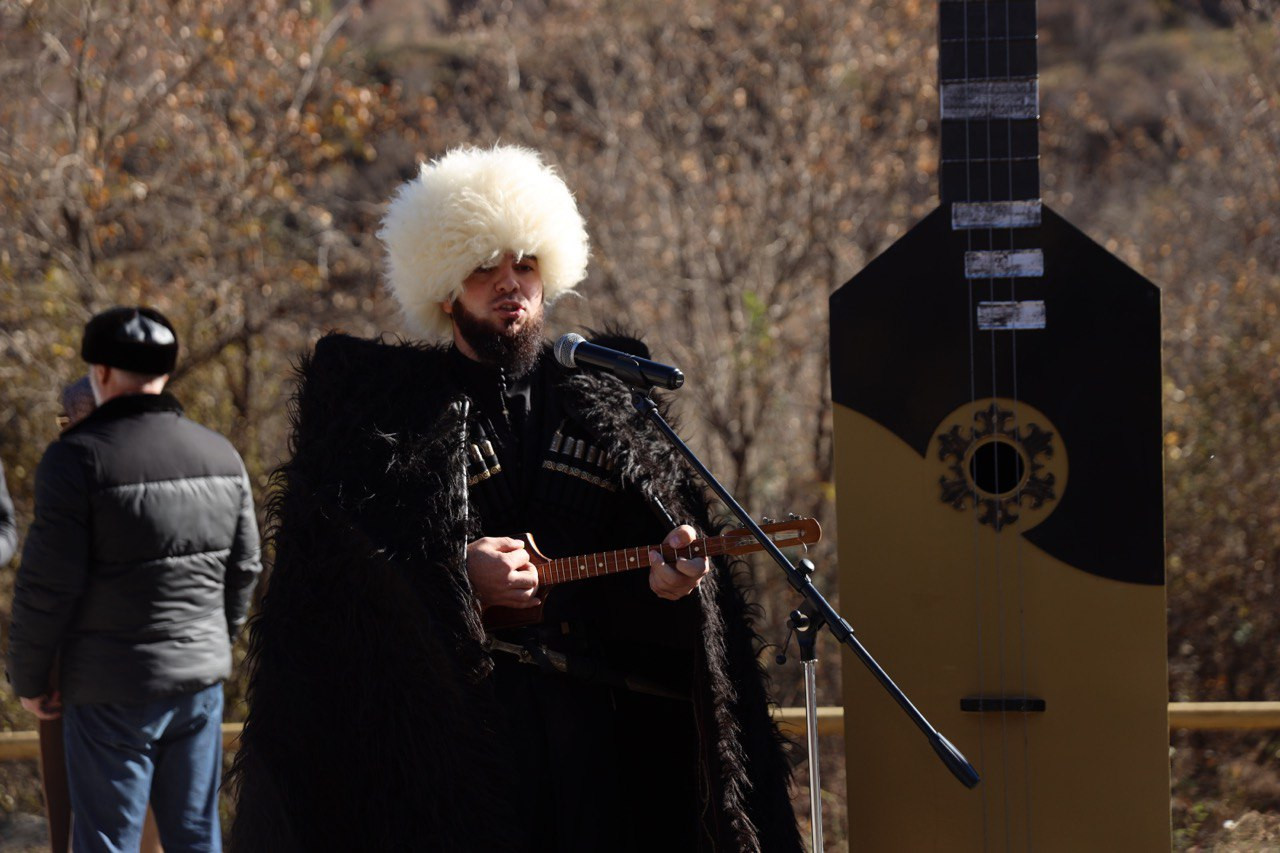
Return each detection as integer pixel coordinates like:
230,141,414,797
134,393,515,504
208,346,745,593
830,204,1164,586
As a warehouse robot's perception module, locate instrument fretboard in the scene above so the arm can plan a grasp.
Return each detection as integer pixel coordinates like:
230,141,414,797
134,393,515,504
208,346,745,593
939,0,1041,205
537,529,801,587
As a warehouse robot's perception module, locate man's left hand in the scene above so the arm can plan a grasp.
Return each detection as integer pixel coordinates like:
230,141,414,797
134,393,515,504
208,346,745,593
649,525,710,600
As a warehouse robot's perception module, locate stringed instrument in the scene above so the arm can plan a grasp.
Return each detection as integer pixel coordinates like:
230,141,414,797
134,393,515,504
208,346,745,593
830,2,1168,851
482,517,821,630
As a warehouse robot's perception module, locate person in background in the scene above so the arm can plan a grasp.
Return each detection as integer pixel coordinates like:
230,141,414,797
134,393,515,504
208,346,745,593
36,375,164,853
58,376,96,430
6,308,262,853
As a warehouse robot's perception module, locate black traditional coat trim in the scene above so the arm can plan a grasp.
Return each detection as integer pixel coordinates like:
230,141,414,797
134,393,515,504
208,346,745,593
228,333,800,853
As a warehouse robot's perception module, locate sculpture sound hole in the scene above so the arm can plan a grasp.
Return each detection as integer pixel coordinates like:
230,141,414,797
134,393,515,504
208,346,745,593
936,401,1060,532
970,440,1024,496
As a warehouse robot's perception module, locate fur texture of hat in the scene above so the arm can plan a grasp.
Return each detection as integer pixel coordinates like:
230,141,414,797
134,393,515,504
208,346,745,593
379,145,590,342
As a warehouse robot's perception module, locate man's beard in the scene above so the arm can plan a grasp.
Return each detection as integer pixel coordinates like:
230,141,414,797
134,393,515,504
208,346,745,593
451,299,545,378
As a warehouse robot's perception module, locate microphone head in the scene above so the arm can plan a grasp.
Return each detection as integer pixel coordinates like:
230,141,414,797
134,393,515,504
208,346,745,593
554,332,585,368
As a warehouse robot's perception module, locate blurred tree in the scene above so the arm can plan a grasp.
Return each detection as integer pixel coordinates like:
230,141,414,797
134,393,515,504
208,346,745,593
1,0,1277,846
1037,1,1280,844
0,0,413,748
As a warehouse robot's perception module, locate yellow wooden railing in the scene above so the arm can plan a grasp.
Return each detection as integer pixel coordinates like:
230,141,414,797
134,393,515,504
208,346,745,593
770,702,1280,736
2,702,1279,763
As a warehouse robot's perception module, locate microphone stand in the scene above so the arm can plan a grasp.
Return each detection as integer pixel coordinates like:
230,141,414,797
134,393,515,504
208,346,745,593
787,587,827,852
629,387,980,845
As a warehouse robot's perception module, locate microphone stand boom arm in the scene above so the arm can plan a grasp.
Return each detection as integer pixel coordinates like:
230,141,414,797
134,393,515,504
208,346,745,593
629,388,980,791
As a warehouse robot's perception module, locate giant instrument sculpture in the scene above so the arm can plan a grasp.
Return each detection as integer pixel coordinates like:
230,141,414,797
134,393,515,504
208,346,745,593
831,2,1170,849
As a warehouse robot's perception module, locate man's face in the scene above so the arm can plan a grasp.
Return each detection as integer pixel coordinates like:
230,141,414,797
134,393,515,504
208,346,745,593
446,252,545,335
445,252,546,374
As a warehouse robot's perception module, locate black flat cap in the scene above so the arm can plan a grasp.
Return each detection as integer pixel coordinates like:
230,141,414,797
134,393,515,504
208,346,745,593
81,306,178,375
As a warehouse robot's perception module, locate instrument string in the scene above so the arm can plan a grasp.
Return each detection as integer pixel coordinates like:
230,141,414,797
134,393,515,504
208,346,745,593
1003,0,1036,847
959,2,993,849
974,3,1017,846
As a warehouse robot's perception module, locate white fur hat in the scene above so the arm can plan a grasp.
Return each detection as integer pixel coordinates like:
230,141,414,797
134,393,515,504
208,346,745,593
378,145,590,341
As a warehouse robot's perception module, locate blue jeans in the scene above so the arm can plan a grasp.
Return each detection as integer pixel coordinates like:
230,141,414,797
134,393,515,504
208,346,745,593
62,683,224,853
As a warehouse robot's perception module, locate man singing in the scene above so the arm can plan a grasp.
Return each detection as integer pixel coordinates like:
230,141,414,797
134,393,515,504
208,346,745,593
229,145,800,852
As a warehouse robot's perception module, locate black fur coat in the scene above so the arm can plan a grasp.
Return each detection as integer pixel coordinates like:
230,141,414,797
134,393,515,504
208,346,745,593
227,333,801,852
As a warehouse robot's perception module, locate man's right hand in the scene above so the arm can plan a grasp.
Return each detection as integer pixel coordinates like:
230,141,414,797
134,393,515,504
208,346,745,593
466,537,540,610
19,692,62,721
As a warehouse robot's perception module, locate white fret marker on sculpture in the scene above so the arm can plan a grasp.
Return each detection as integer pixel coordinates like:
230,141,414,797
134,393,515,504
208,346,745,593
952,200,1043,230
941,79,1039,120
977,300,1047,330
965,249,1044,278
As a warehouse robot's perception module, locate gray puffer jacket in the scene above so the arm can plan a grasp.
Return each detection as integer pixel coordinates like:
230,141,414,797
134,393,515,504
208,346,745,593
6,392,262,705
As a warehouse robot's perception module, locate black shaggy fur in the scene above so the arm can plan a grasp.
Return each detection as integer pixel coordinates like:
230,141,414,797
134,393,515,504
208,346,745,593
227,333,800,852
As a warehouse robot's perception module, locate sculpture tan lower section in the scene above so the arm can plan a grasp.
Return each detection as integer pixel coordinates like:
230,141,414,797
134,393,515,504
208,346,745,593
834,403,1171,852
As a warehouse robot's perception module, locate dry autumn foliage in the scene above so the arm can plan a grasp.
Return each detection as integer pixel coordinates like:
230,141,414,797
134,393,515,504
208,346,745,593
1,0,1277,848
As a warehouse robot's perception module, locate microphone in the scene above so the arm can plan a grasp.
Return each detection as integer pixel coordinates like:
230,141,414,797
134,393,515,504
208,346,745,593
553,333,685,390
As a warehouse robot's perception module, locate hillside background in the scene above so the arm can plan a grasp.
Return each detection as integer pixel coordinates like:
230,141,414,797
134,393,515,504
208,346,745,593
1,0,1278,849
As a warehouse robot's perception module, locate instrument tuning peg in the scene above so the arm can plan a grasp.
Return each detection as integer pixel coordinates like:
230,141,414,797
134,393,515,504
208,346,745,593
788,512,800,520
761,516,775,525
